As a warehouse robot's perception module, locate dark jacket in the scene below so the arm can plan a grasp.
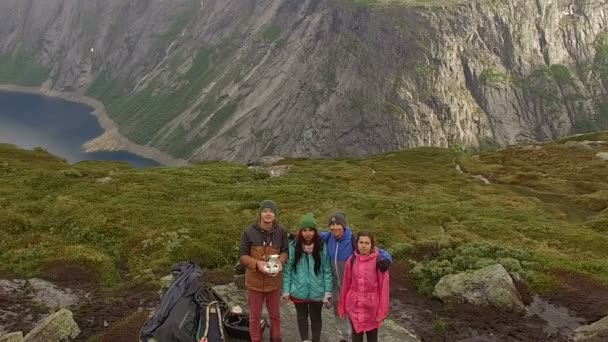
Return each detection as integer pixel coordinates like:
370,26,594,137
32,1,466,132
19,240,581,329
239,222,289,292
140,262,202,341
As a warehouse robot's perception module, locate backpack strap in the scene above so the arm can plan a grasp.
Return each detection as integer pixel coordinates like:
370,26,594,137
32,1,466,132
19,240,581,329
199,301,225,342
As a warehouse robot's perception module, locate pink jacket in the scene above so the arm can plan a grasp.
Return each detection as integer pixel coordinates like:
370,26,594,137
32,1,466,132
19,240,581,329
338,249,390,333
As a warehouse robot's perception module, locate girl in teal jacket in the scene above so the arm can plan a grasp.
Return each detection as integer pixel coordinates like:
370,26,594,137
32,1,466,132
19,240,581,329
282,213,333,342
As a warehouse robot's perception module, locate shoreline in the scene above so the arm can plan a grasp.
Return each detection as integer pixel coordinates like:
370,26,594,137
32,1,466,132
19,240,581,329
0,84,188,167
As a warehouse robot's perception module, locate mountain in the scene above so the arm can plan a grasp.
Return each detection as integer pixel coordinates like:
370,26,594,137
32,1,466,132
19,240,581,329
0,0,607,162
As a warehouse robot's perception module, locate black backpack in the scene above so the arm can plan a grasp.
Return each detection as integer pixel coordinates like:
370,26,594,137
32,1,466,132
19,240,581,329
140,262,227,342
194,287,226,342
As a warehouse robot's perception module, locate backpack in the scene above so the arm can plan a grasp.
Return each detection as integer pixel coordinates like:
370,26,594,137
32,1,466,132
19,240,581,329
195,287,226,342
140,262,227,342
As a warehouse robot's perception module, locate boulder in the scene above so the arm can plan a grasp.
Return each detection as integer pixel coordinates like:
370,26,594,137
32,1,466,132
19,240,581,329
0,332,24,342
433,264,526,313
574,316,608,342
23,309,80,342
213,283,419,342
595,152,608,161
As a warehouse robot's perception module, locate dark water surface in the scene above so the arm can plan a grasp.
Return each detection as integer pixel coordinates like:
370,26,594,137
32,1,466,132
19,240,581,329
0,91,158,167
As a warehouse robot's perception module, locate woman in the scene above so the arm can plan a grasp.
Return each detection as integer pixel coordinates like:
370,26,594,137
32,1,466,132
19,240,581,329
282,213,333,342
338,232,390,342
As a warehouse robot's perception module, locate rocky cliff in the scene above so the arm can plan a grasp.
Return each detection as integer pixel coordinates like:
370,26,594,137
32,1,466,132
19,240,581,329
0,0,606,162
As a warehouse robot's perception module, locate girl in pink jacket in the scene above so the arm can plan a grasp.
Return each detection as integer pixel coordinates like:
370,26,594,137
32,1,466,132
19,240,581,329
338,232,390,342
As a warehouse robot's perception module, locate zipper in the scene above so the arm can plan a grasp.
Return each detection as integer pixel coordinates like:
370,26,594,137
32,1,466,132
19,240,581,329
306,254,311,298
334,240,340,285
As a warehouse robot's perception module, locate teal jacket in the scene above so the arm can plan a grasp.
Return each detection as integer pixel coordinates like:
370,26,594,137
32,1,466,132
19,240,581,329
282,240,333,301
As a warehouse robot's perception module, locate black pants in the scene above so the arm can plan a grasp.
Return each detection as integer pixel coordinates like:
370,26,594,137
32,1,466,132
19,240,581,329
351,321,378,342
294,301,323,342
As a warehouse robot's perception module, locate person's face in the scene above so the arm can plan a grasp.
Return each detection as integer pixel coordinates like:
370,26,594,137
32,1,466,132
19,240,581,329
260,208,275,224
329,223,344,239
357,236,372,255
301,228,315,242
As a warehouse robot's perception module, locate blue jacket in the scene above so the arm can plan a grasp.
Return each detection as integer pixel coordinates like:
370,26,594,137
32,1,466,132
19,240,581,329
321,227,392,290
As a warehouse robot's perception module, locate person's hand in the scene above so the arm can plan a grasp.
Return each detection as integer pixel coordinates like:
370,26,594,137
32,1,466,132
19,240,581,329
339,313,345,319
282,294,291,303
269,261,282,277
256,261,268,274
323,293,332,309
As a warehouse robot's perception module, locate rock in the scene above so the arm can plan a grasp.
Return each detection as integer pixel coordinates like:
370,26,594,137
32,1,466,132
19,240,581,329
0,280,26,293
1,279,81,334
574,316,608,342
595,152,608,161
564,141,592,149
27,279,80,310
233,263,246,290
213,283,419,342
0,332,24,342
96,177,112,183
250,156,285,167
159,274,174,291
433,264,526,313
520,145,542,151
268,165,291,177
23,309,80,342
248,165,291,178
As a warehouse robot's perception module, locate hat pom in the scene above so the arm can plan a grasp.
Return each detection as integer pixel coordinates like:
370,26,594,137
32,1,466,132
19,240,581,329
298,213,317,229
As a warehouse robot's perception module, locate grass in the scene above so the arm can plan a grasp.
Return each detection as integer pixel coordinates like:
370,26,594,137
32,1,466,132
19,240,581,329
1,133,608,294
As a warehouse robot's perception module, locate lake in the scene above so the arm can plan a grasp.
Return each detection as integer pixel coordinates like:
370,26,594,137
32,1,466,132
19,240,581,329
0,91,159,168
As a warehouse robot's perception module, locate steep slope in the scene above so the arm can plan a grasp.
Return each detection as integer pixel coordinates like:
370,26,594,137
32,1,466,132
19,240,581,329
0,0,607,162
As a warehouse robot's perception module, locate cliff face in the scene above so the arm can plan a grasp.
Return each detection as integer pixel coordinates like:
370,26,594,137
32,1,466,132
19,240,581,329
0,0,607,162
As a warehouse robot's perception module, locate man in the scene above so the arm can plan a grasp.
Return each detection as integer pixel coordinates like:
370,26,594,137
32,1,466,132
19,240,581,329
321,212,392,342
239,200,289,342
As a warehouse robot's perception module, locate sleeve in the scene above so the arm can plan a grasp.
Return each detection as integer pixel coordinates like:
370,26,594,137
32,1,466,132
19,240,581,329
376,269,390,321
377,248,393,272
239,230,258,270
338,255,353,316
279,228,289,265
282,243,294,296
322,245,333,293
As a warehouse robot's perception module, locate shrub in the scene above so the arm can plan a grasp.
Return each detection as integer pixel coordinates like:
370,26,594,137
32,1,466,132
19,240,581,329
410,242,536,296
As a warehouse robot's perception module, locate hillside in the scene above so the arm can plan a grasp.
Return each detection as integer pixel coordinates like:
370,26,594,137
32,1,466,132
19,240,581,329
2,134,608,287
1,132,608,339
0,0,607,162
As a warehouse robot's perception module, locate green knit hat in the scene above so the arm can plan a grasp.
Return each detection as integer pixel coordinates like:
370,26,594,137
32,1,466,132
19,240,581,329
298,213,317,230
259,200,278,215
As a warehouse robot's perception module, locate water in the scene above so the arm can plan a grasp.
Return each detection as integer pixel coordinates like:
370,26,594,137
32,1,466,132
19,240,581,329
0,91,159,168
527,295,585,335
